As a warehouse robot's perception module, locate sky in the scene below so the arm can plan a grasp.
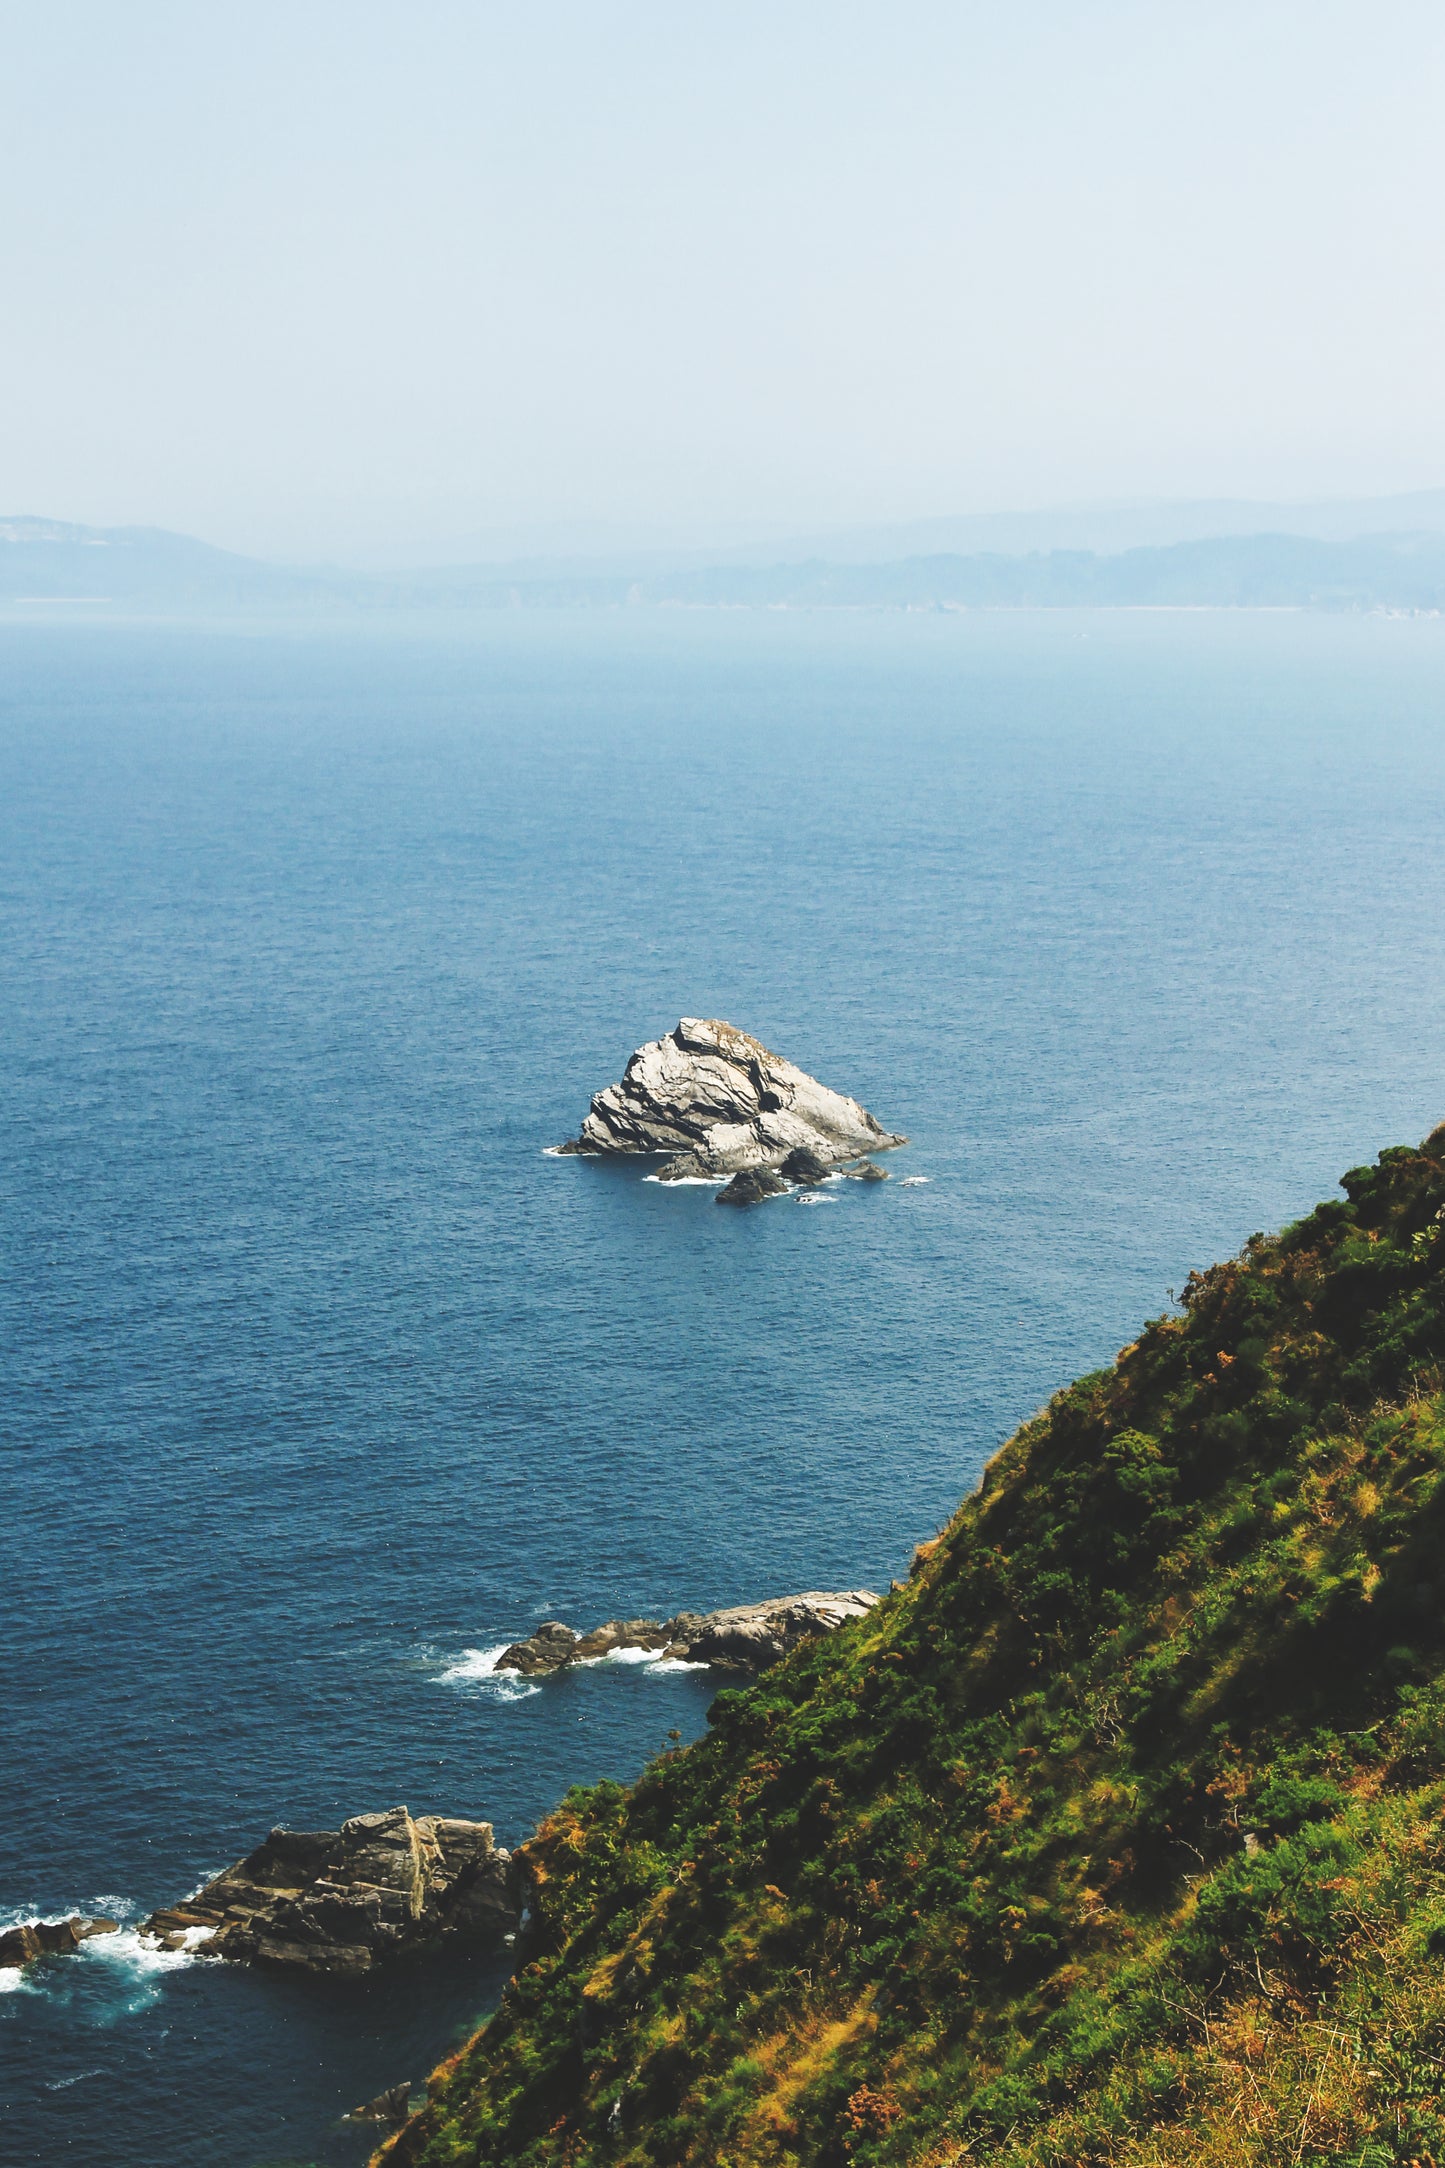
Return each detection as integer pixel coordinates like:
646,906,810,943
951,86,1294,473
3,1,1444,564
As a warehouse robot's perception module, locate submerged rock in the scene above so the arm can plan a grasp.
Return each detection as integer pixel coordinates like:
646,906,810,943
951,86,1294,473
556,1017,905,1181
495,1591,878,1678
141,1807,518,1975
0,1916,118,1968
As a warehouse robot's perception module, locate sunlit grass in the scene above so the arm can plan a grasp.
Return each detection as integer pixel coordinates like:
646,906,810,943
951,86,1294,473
380,1129,1445,2168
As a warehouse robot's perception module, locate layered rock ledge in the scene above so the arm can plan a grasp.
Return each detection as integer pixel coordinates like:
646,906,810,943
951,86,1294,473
555,1017,905,1183
141,1806,518,1976
496,1590,880,1678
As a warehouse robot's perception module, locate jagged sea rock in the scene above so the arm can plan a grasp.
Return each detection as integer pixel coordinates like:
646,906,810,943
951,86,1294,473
556,1017,905,1181
347,2083,413,2123
718,1152,888,1204
495,1591,878,1678
778,1145,834,1186
0,1916,118,1968
716,1167,790,1206
497,1614,696,1676
140,1807,517,1975
494,1620,579,1675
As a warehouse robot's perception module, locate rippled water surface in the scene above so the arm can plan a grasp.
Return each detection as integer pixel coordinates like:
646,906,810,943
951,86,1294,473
5,606,1445,2163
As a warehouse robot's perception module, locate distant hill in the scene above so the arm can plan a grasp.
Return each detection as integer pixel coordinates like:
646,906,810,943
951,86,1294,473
384,1127,1445,2168
756,486,1445,564
0,517,336,606
5,515,1445,613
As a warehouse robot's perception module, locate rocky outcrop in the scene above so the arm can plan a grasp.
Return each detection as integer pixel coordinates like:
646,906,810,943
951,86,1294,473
496,1590,879,1679
715,1151,891,1204
347,2084,413,2123
681,1592,881,1669
778,1145,836,1186
716,1167,790,1206
493,1620,583,1676
141,1807,518,1976
0,1916,118,1968
556,1018,905,1181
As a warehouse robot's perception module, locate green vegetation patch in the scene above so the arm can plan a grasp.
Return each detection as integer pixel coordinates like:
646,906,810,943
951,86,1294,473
381,1129,1445,2168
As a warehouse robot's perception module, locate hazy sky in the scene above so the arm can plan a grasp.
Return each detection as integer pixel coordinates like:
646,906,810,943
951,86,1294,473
4,2,1444,561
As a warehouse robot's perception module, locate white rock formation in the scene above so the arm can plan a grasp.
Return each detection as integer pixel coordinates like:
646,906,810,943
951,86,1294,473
557,1018,905,1180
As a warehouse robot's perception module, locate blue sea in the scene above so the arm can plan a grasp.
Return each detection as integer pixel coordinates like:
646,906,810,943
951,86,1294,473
4,604,1445,2165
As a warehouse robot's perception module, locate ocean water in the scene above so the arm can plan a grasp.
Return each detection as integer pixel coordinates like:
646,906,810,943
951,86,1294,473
4,603,1445,2164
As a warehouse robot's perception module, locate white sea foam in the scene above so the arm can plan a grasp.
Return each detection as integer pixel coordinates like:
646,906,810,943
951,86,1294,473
587,1644,710,1675
436,1645,540,1699
0,1905,65,1932
795,1192,834,1205
82,1923,215,1977
642,1173,726,1187
46,2068,105,2091
524,1643,683,1671
91,1895,136,1920
0,1912,218,2013
602,1639,710,1673
438,1637,709,1688
899,1175,929,1186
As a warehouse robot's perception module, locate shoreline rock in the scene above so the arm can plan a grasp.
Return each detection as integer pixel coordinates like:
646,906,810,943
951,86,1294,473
496,1590,879,1679
140,1807,519,1975
556,1017,905,1185
0,1916,119,1969
347,2083,413,2124
716,1167,790,1206
717,1152,890,1205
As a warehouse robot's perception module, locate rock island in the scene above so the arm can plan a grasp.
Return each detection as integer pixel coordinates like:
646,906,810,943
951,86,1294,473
555,1017,906,1186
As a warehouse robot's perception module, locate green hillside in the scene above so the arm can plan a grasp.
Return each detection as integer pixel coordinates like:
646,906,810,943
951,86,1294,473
383,1130,1445,2168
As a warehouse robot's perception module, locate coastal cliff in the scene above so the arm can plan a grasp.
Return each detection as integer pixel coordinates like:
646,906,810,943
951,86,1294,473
381,1127,1445,2166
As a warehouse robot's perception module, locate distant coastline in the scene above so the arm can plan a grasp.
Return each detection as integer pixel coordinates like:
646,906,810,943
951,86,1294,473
7,512,1445,616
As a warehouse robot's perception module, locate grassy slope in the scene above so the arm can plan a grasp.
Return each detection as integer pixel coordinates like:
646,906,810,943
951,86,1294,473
384,1132,1445,2168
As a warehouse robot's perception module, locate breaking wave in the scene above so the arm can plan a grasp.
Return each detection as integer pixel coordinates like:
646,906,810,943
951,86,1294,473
435,1645,540,1699
598,1646,706,1672
0,1904,216,2019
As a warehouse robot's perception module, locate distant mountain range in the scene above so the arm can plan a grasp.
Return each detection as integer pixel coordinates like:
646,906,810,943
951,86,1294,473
5,510,1445,613
747,486,1445,564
